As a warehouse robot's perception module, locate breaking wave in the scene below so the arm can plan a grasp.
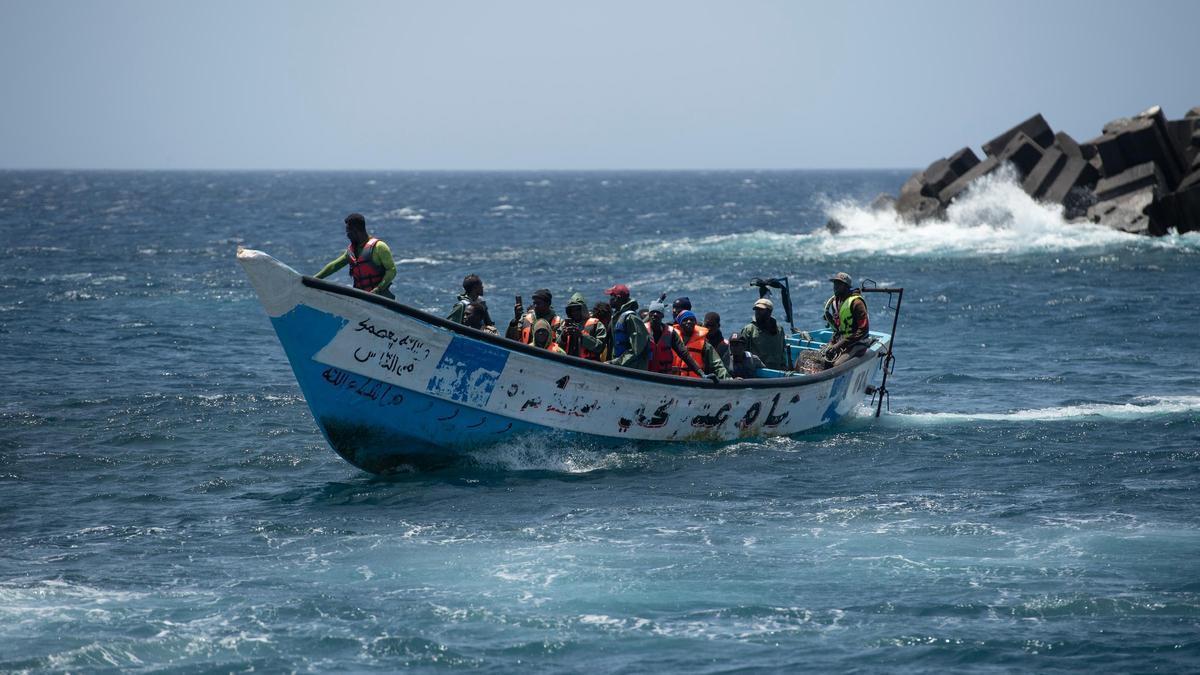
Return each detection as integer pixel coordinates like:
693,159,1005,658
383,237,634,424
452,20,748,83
823,167,1147,258
630,168,1200,262
893,395,1200,424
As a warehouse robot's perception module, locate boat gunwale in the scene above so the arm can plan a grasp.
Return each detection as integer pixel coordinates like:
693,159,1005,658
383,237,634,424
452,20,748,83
301,276,883,389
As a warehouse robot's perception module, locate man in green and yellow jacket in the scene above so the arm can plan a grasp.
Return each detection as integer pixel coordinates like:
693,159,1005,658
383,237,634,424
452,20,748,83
314,213,397,299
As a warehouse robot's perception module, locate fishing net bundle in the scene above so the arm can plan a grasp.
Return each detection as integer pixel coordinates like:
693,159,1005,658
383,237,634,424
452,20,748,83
793,349,829,374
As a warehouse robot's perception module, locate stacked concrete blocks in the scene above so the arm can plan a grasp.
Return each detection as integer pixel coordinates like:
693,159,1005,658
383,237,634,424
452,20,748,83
879,104,1200,235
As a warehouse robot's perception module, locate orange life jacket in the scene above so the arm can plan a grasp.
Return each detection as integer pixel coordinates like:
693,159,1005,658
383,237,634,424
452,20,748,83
347,237,385,290
672,325,709,378
646,322,676,373
519,312,563,344
539,341,565,354
581,317,604,361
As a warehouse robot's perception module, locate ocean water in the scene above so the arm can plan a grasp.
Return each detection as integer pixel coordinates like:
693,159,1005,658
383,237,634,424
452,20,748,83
2,169,1199,672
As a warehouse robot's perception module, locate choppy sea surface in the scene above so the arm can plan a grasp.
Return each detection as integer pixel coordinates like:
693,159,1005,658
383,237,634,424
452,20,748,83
2,170,1199,672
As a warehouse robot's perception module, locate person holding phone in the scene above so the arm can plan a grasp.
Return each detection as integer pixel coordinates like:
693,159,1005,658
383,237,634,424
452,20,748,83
505,288,562,344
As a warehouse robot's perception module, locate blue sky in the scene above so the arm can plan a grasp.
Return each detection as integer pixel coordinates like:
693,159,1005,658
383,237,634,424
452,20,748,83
1,0,1196,170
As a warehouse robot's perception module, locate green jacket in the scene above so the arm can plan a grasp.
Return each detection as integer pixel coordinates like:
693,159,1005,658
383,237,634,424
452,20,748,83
558,292,606,357
740,318,789,370
608,299,649,369
447,293,495,329
699,340,731,379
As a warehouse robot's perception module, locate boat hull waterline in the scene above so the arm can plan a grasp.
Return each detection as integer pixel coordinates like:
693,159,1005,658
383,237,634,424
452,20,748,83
238,248,891,473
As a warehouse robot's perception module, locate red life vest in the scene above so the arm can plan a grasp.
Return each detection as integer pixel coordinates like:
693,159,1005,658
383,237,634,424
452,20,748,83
347,238,385,290
645,322,676,373
672,325,708,378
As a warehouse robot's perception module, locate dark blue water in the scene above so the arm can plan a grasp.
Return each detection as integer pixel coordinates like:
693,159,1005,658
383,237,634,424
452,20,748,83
2,170,1199,672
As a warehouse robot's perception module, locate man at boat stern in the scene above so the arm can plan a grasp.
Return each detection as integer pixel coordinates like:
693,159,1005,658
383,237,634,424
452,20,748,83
822,272,870,367
604,284,650,370
314,213,397,299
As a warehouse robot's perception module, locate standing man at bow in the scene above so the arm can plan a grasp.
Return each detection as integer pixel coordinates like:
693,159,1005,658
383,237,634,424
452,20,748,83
314,213,397,299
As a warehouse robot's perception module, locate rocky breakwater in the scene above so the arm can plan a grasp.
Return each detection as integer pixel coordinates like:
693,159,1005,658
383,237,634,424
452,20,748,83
879,106,1200,236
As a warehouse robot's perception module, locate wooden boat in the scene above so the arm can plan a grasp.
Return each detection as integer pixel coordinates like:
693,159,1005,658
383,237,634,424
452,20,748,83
238,248,899,473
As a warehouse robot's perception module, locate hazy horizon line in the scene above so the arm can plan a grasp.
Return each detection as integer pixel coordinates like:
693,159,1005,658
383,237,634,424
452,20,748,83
0,166,917,174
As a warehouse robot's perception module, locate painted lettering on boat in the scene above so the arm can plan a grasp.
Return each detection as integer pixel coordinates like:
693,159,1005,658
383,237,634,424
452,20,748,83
355,318,431,358
763,393,789,427
691,402,732,429
321,367,404,407
736,401,762,430
546,399,599,417
635,399,675,428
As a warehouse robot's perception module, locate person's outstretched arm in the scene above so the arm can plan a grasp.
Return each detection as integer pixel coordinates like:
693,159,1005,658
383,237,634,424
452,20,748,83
314,252,348,279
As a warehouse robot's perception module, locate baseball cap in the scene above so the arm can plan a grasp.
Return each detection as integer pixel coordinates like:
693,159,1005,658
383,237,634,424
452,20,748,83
752,298,773,310
829,272,852,286
604,284,630,297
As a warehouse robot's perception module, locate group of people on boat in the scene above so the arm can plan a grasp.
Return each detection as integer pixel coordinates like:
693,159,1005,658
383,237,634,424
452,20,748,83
316,213,870,380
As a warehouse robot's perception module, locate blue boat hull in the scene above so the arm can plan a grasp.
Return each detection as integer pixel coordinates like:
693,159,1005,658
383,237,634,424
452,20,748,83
240,248,891,473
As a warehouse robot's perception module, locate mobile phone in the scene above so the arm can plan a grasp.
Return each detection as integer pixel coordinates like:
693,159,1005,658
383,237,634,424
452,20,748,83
515,295,523,306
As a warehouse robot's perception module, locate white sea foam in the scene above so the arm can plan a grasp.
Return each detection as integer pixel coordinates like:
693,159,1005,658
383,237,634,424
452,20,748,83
895,395,1200,424
464,435,642,473
630,168,1200,262
380,207,425,222
821,167,1147,257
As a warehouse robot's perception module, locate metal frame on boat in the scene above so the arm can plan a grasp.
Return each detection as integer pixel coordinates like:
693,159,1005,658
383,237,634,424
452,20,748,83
238,248,899,473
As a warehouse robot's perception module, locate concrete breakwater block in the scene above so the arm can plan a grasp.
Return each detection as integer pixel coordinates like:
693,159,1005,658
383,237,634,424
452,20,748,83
878,104,1200,236
1179,167,1200,191
982,113,1054,156
1022,146,1068,199
1086,118,1184,188
1147,183,1200,234
1054,131,1095,161
916,147,983,200
869,193,897,212
938,156,1001,204
947,147,981,175
895,193,940,223
1093,162,1166,202
899,171,925,198
920,158,956,197
1166,118,1200,167
1087,187,1160,236
999,132,1045,179
1044,156,1100,217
